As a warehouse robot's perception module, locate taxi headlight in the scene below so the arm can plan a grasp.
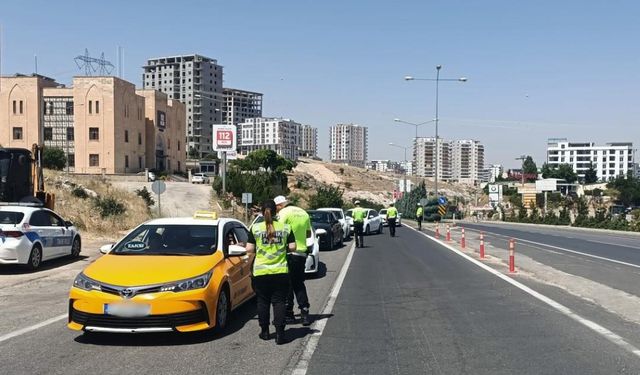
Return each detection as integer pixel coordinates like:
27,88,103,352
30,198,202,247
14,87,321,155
160,270,213,293
73,273,102,291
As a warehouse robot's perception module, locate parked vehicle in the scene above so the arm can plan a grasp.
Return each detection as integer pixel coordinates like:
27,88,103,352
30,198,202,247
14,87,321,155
318,207,350,240
307,210,343,250
345,208,383,235
379,209,402,227
191,173,209,184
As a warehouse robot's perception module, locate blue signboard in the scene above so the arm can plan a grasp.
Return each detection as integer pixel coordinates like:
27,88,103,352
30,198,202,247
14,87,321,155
438,197,447,205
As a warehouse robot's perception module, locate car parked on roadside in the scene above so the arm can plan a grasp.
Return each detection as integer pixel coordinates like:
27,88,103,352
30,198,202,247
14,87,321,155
191,173,209,184
0,205,81,270
307,210,344,250
318,207,350,240
250,214,320,275
68,211,254,334
345,208,383,235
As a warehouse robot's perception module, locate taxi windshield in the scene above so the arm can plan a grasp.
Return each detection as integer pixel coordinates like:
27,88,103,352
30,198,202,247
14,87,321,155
112,224,218,256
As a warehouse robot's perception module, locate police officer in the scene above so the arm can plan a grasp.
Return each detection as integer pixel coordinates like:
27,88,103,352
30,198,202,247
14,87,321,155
274,195,313,327
416,203,424,230
246,199,296,345
386,202,399,237
352,200,366,248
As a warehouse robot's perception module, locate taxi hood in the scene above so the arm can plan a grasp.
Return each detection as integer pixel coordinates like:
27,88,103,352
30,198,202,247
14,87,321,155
83,251,224,286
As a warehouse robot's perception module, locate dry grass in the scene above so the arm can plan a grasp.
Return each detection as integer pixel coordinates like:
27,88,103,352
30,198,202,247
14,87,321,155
44,170,151,240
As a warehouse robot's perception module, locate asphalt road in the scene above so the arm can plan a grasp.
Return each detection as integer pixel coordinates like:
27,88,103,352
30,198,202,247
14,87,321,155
305,225,640,374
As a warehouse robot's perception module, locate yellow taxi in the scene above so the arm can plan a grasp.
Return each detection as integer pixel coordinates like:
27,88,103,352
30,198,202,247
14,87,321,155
68,211,254,333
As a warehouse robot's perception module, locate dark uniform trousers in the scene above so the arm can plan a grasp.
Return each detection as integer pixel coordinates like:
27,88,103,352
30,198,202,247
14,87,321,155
354,222,364,247
252,273,290,327
286,254,310,313
388,218,397,236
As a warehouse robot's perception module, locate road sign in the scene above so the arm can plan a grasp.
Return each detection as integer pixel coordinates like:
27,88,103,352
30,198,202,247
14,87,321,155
419,198,430,206
438,205,447,216
213,125,237,151
242,193,253,204
438,196,447,205
218,150,238,160
151,180,166,195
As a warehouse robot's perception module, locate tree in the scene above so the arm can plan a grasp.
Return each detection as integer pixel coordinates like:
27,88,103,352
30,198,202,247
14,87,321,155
308,185,344,209
522,156,538,182
233,149,295,173
42,147,66,170
541,163,553,179
188,147,199,159
542,163,578,183
584,162,598,184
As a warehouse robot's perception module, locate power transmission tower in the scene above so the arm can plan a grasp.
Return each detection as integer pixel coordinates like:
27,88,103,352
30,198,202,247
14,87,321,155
74,49,114,76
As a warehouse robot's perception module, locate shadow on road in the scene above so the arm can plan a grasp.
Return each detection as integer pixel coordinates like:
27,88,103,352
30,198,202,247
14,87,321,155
74,297,258,347
283,313,334,342
307,262,327,280
0,255,90,275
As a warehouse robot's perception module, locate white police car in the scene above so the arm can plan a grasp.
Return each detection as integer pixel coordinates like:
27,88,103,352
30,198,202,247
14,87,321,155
0,205,81,270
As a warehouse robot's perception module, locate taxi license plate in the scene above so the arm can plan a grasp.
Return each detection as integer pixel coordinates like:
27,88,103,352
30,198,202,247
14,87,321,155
104,303,150,317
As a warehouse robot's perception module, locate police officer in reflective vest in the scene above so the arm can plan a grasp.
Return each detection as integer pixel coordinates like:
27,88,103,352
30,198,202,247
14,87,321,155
352,201,367,248
386,202,399,237
274,195,313,326
416,203,424,230
246,199,296,345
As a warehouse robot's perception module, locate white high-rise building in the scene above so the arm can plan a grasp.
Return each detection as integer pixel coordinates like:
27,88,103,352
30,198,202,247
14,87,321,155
299,125,318,158
329,124,368,168
414,138,452,180
238,117,300,161
142,54,223,157
489,164,504,182
546,139,634,181
451,140,485,185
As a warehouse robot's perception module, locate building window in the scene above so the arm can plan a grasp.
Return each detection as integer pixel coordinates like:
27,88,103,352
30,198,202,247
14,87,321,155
12,127,23,140
89,154,99,167
12,100,16,114
89,127,99,140
125,155,129,169
138,132,142,145
67,127,74,141
95,101,100,114
66,102,74,115
125,130,129,143
138,156,143,169
89,101,93,114
168,139,171,150
19,101,24,114
44,128,53,141
178,141,181,151
68,154,75,167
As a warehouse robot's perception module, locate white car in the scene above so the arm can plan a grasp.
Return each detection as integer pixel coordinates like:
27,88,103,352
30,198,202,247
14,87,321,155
379,209,402,227
0,205,82,270
250,215,320,275
191,173,209,184
318,207,350,240
345,208,383,235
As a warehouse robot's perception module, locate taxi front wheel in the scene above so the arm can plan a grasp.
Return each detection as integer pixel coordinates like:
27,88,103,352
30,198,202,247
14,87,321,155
214,287,230,333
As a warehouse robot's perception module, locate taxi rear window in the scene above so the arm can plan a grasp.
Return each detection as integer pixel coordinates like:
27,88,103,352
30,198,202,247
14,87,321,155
0,211,24,225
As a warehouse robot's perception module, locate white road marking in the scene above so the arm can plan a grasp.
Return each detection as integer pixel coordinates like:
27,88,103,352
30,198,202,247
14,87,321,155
406,225,640,359
290,242,357,375
0,314,67,344
465,227,640,270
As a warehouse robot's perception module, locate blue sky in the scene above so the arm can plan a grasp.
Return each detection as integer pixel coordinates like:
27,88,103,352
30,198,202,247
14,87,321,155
2,0,639,168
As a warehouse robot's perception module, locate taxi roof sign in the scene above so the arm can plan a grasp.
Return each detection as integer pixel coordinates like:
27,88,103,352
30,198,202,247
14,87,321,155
193,210,218,220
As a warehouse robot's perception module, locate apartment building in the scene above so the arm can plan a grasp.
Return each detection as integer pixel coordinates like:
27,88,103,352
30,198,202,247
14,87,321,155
329,123,368,168
143,54,223,157
299,124,317,158
222,88,262,126
1,74,185,174
414,137,452,181
451,140,485,185
488,164,504,182
238,117,300,161
546,138,634,181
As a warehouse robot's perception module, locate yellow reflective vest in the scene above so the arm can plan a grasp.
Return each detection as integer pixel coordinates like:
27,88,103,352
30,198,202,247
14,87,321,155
251,221,290,276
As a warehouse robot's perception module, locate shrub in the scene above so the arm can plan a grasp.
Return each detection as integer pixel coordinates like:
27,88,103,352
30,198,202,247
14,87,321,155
93,196,126,218
308,185,344,209
71,186,89,199
42,147,66,170
135,186,155,208
344,182,352,189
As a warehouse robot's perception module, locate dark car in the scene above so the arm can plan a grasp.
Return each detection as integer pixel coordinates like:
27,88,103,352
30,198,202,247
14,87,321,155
307,210,343,250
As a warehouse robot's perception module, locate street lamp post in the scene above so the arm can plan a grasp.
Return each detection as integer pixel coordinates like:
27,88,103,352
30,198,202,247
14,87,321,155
515,155,527,186
404,66,467,198
389,142,409,197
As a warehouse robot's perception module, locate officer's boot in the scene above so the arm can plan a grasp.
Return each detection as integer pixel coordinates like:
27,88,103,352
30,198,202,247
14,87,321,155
275,326,288,345
285,309,296,324
259,325,270,340
301,308,311,326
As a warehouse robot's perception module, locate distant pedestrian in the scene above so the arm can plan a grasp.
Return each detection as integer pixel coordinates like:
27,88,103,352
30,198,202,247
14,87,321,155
246,199,296,345
274,195,313,327
416,203,424,230
352,201,367,247
386,202,399,237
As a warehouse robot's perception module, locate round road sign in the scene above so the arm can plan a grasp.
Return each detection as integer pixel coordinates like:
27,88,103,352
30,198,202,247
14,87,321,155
151,180,166,195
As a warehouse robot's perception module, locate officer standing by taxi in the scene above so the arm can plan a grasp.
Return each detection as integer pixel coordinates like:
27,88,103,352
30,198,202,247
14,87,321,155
246,199,296,345
386,202,399,237
416,203,424,230
352,200,366,248
274,195,313,326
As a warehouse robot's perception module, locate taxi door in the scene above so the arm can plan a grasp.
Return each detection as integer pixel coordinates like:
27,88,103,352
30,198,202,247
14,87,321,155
222,223,251,308
231,224,254,302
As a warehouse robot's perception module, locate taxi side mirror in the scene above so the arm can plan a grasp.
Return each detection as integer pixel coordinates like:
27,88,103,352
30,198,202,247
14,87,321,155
228,244,247,256
99,243,114,254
